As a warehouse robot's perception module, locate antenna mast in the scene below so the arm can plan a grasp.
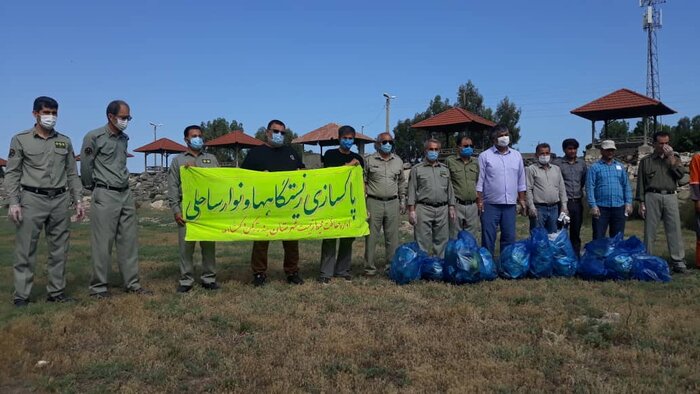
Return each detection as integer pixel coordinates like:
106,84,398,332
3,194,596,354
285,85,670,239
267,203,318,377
641,0,665,141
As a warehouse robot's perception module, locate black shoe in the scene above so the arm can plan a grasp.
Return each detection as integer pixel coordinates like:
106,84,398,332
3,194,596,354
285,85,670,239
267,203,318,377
252,273,267,287
201,282,220,290
176,285,192,293
317,277,331,285
89,292,111,299
46,294,76,303
14,298,30,308
287,272,305,285
127,287,154,296
672,266,689,274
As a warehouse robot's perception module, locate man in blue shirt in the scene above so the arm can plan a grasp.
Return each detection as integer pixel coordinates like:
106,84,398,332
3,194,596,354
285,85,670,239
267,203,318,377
586,140,633,239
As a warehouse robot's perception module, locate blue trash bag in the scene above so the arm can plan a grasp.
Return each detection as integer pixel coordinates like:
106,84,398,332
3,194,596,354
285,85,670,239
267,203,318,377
529,228,554,278
444,234,482,284
419,256,445,281
478,247,498,281
631,254,672,283
583,233,622,258
605,236,647,280
499,240,531,279
550,230,578,277
389,242,426,285
577,253,607,280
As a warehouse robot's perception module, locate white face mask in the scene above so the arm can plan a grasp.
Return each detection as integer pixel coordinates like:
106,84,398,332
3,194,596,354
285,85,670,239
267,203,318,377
39,114,57,130
538,155,551,165
496,136,510,147
115,118,129,131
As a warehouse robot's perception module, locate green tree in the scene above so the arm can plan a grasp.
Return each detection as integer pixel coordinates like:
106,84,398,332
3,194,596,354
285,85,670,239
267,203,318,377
394,95,451,163
494,96,522,146
198,117,244,163
601,120,629,139
456,80,493,120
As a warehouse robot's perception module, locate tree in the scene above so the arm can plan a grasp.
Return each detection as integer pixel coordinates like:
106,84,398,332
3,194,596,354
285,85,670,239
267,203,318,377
198,117,244,163
494,96,522,146
394,95,452,163
601,120,629,140
456,80,492,120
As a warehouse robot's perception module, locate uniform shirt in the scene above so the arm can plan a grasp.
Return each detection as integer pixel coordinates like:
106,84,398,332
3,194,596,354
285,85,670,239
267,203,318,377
445,155,479,202
407,161,455,206
635,153,685,202
241,144,304,172
586,159,633,208
167,150,220,215
553,157,587,199
690,153,700,201
5,127,82,205
525,163,567,212
476,146,526,205
322,148,365,168
364,152,407,199
80,125,130,189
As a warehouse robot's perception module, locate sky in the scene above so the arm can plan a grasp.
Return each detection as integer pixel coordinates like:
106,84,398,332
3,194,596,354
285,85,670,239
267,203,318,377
1,0,698,172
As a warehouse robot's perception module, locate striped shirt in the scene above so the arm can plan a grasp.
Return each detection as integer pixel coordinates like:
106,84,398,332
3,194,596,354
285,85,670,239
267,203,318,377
586,159,632,208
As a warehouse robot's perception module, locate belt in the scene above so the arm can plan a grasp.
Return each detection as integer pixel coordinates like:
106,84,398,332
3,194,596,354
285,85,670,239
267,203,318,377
21,185,66,198
535,202,559,207
456,198,475,205
418,201,448,208
646,188,676,195
367,195,398,201
95,183,130,192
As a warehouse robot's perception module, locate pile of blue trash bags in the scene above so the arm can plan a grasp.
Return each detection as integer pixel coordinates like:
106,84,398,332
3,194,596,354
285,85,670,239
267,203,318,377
389,229,671,285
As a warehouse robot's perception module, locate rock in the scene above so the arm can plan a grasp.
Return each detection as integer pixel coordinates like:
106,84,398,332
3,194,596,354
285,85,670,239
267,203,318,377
150,200,167,210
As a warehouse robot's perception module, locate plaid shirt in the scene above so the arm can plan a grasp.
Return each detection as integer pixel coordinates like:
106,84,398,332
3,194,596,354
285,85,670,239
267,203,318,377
586,159,632,208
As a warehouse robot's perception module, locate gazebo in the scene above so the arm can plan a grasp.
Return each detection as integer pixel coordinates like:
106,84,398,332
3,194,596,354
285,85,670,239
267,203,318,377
133,138,187,172
292,122,374,156
571,88,676,146
205,130,264,167
411,107,496,154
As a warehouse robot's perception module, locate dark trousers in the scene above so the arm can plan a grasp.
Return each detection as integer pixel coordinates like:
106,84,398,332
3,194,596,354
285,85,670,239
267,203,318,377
529,204,559,234
592,206,626,240
320,238,354,278
567,199,583,255
251,241,299,275
480,204,517,255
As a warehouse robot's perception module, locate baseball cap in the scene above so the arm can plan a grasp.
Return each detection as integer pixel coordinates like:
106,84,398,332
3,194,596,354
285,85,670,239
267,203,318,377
600,140,617,150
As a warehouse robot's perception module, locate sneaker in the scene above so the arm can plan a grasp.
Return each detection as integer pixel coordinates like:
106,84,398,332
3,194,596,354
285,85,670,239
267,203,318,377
672,266,689,274
287,272,305,285
317,277,331,285
176,285,192,293
13,298,30,308
127,287,154,296
46,294,76,303
201,282,220,290
252,273,267,287
89,292,111,299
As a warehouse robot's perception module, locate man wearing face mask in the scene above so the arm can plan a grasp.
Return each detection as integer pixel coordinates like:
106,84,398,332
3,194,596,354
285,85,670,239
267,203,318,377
167,125,221,292
363,132,406,276
446,134,480,239
81,100,151,298
635,131,687,273
5,96,84,307
318,125,365,284
526,143,567,233
242,119,305,287
476,125,527,255
553,138,587,256
407,139,456,258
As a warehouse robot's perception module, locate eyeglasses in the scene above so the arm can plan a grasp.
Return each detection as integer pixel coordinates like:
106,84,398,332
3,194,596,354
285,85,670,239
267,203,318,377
269,129,286,135
380,140,394,145
461,144,473,148
341,137,354,140
115,115,132,121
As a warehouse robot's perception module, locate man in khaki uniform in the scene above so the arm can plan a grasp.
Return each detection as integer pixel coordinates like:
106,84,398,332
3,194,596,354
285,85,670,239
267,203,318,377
446,134,479,238
636,131,687,273
407,139,456,258
363,132,407,276
80,100,150,297
5,96,84,307
167,125,220,293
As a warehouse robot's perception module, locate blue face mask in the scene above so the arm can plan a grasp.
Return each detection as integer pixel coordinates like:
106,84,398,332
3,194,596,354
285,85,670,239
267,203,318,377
270,132,285,147
426,150,439,162
340,138,354,150
189,136,204,150
460,147,473,157
380,142,393,154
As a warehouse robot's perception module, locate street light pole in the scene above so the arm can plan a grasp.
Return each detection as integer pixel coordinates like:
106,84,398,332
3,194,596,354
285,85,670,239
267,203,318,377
383,93,396,133
149,122,163,170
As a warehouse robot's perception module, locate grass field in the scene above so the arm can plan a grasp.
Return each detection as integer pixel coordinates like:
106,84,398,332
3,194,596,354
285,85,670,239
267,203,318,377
0,209,699,392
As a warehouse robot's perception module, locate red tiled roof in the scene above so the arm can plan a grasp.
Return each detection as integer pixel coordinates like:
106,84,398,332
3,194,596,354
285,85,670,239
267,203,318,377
134,138,187,153
571,88,676,121
411,107,496,129
75,153,134,161
205,130,264,148
292,123,374,146
0,157,6,167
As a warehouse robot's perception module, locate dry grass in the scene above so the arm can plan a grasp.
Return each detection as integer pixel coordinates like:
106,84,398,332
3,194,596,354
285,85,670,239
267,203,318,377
0,209,699,393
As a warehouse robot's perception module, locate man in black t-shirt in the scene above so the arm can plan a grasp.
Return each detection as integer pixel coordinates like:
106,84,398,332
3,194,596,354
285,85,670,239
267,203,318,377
318,125,364,284
241,119,305,287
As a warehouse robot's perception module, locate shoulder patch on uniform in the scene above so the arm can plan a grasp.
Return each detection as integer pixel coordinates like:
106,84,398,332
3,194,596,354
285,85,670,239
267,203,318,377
84,147,93,156
8,148,16,158
55,141,67,149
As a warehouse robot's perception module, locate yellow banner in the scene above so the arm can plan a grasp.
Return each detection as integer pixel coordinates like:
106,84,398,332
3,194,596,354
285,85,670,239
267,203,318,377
181,166,369,241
